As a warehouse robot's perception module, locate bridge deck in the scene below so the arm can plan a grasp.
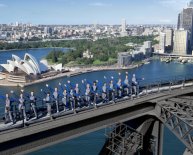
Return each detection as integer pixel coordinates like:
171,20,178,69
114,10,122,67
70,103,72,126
1,84,193,155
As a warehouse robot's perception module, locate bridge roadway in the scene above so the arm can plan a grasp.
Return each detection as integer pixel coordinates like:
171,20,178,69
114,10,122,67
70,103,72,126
1,85,193,155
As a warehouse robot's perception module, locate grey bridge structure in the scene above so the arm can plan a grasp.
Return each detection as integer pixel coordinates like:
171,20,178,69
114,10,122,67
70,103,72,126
1,77,193,155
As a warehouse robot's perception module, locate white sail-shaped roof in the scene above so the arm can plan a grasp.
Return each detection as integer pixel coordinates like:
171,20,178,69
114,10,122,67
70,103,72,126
7,60,17,72
21,60,38,75
24,53,41,74
12,54,22,62
0,53,43,75
1,64,12,72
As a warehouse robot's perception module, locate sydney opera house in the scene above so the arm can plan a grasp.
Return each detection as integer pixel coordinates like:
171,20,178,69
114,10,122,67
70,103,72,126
0,53,48,83
1,53,43,75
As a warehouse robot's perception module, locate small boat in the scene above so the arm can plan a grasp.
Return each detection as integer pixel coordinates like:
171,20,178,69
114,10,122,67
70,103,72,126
144,61,150,65
165,58,171,63
160,58,165,62
165,60,170,63
181,59,188,64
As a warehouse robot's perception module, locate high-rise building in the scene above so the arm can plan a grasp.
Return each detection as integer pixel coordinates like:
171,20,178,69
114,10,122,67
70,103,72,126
140,41,152,58
159,32,166,53
120,18,127,37
178,2,193,31
177,14,181,30
177,1,193,53
44,27,48,34
121,18,126,32
189,0,193,7
144,41,152,49
165,29,173,47
44,27,52,35
173,30,188,55
15,22,19,27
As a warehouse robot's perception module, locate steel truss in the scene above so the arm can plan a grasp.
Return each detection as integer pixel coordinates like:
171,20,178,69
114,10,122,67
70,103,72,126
157,96,193,153
105,123,143,155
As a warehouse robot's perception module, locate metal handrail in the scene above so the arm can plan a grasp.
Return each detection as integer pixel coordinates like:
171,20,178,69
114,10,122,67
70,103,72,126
0,74,193,130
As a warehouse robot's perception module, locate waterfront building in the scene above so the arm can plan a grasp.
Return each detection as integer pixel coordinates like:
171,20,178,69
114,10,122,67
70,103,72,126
131,51,145,61
159,32,166,54
173,30,188,55
165,29,173,47
164,29,174,51
124,40,153,62
132,40,153,60
117,52,132,67
140,41,152,56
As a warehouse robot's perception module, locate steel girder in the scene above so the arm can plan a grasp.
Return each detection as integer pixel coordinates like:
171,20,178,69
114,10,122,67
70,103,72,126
156,97,193,153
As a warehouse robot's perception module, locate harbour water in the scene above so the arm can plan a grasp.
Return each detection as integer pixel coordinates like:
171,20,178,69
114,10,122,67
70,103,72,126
0,48,68,63
0,48,191,155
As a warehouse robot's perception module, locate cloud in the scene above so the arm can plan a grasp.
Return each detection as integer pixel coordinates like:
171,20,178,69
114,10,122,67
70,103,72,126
0,4,6,7
89,2,112,7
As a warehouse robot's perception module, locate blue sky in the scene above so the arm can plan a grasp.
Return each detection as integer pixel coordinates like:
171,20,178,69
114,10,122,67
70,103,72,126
0,0,190,24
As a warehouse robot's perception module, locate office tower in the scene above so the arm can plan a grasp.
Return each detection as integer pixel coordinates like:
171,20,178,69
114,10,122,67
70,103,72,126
121,18,126,32
177,1,193,53
189,0,193,7
44,27,48,34
121,18,127,37
165,29,173,47
44,27,52,35
159,32,166,53
173,30,188,55
178,2,193,32
177,14,181,30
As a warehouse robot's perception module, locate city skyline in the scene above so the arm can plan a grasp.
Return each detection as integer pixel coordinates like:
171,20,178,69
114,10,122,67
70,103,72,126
0,0,192,25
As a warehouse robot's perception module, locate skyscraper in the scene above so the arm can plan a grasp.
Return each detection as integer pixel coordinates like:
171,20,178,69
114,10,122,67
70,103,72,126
189,0,193,7
177,14,181,30
44,27,48,34
159,32,166,54
120,18,127,37
165,29,173,47
121,18,126,32
173,30,188,55
177,1,193,54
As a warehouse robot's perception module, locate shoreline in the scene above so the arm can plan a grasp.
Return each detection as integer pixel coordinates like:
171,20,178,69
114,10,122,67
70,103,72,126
0,47,69,52
0,64,142,88
23,65,141,87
